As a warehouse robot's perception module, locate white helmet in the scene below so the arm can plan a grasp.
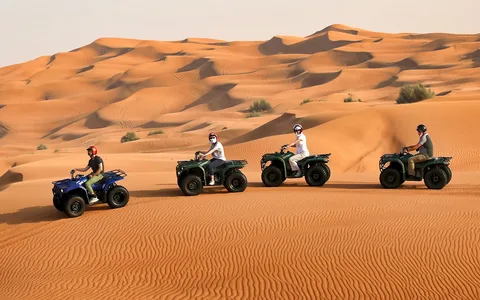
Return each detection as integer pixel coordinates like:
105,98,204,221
293,124,303,133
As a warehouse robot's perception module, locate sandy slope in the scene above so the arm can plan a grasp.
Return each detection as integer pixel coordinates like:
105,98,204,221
1,24,480,299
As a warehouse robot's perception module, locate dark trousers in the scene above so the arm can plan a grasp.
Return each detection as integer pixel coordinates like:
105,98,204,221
207,158,225,176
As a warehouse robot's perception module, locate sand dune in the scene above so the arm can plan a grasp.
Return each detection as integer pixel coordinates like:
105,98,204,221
1,24,480,299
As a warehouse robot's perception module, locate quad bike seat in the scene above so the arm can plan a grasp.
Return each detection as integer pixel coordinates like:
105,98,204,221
96,169,127,185
297,154,331,164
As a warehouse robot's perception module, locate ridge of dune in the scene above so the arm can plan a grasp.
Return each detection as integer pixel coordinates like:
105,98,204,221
1,24,480,299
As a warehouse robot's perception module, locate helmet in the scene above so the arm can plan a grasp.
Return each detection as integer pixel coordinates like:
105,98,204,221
86,145,98,155
293,124,303,134
208,132,217,143
416,124,427,133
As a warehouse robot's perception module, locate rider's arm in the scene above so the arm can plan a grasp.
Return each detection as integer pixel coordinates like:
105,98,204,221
204,144,218,156
406,144,420,151
288,137,301,147
407,135,426,151
75,165,90,172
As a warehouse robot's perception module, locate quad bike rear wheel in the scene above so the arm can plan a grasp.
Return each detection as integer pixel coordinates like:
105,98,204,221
225,171,248,192
180,174,203,196
320,164,331,182
305,164,328,186
107,185,130,208
440,166,452,184
424,167,448,190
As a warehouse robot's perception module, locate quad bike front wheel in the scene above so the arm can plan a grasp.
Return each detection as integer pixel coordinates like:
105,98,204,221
379,167,403,189
63,195,86,218
225,171,248,192
180,174,203,196
424,167,448,189
107,185,130,208
261,165,284,187
305,164,328,186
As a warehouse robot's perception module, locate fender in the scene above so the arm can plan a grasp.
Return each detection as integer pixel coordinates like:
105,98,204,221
100,177,125,190
181,165,207,184
299,157,329,170
384,158,406,180
261,156,288,178
65,187,89,201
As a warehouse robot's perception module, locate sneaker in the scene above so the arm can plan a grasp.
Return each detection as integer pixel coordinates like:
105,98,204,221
208,180,215,186
89,196,99,204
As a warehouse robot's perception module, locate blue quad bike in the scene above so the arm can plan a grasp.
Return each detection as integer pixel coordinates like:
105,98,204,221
52,169,130,218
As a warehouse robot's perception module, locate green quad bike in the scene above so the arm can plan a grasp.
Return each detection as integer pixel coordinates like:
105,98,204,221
176,151,248,196
260,144,331,187
379,147,453,189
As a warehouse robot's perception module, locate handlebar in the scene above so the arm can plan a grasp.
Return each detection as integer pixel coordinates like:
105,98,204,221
70,169,85,180
194,151,207,161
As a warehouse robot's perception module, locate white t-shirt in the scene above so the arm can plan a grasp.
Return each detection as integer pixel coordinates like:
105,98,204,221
209,141,226,160
295,133,309,156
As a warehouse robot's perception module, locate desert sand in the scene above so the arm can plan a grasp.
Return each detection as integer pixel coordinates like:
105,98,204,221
1,24,480,299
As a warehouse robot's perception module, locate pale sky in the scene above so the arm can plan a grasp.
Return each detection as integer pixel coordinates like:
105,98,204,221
0,0,478,67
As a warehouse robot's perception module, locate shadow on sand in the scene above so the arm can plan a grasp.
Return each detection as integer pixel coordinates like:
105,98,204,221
246,182,421,190
0,206,64,225
130,186,229,198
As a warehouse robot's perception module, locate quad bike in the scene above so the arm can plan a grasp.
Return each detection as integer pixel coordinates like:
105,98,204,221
176,151,248,196
260,144,331,187
379,147,452,189
51,169,129,218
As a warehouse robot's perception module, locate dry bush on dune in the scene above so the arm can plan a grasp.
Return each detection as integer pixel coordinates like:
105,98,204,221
396,83,435,104
121,132,140,143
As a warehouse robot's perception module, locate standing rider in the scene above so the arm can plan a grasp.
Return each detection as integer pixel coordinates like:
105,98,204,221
404,124,434,177
72,146,104,203
199,132,226,185
285,124,309,177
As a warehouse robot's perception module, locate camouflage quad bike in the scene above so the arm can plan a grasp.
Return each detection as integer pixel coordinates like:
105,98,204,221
379,147,452,189
176,151,248,196
260,144,331,187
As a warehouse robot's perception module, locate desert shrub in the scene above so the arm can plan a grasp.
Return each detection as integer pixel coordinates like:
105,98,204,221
396,83,435,104
121,132,139,143
301,98,311,105
249,99,271,112
344,93,361,103
37,144,47,150
148,129,164,136
246,112,260,118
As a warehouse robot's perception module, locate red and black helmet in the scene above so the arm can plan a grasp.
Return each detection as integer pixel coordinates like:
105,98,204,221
86,145,98,155
208,132,217,139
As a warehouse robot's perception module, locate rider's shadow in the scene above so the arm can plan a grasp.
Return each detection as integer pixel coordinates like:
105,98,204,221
0,206,62,225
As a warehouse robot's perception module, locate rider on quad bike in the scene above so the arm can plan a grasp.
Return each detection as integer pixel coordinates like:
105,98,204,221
404,124,434,178
199,132,226,185
72,146,105,203
284,124,309,177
